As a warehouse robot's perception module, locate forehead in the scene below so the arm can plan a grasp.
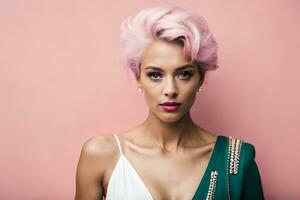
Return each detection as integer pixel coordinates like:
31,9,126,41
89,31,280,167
140,39,190,70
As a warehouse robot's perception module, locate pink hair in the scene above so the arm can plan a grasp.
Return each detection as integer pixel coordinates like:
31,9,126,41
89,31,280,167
119,5,219,79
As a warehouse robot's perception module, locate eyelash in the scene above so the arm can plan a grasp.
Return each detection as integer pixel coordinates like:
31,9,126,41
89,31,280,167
146,71,193,81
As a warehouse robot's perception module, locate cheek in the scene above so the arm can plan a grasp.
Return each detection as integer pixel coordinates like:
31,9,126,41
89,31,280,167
187,91,197,105
182,82,197,96
143,88,159,107
139,77,159,107
180,85,198,106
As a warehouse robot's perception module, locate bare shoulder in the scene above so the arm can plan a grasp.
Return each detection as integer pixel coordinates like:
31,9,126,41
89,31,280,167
80,133,117,160
77,133,120,175
75,134,117,199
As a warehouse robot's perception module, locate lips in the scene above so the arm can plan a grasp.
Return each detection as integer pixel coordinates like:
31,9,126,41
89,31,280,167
159,102,181,106
159,102,181,111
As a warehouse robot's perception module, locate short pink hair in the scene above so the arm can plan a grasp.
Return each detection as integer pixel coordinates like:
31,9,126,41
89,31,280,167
119,5,219,79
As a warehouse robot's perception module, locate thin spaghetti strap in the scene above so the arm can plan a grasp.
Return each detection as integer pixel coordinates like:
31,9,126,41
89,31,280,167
113,133,123,156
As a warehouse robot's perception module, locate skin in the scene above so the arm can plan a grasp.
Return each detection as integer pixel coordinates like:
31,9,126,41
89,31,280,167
75,39,218,200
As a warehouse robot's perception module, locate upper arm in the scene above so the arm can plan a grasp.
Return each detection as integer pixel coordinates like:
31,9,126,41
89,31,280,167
75,135,111,200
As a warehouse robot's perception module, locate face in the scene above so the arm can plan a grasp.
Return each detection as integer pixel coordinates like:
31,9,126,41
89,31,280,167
137,39,203,123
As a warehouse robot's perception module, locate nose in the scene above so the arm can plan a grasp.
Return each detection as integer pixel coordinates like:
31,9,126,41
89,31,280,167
163,77,178,98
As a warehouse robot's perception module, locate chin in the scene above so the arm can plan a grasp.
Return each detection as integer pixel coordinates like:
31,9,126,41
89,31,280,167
158,113,183,123
150,107,187,123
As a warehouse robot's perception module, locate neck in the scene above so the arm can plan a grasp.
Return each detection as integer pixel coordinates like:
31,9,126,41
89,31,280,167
141,110,200,153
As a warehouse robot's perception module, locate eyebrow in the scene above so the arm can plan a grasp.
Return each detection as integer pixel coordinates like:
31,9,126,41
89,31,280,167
144,63,195,72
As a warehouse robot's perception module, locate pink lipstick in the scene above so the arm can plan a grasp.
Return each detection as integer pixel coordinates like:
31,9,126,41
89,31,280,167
159,101,181,111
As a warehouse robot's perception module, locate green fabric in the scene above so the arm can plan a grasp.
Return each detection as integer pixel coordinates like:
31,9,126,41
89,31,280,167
192,135,264,200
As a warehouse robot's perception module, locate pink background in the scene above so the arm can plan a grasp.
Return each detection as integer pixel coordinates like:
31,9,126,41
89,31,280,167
1,0,299,199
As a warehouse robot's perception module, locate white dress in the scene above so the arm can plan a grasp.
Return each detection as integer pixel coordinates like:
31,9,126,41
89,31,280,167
105,134,154,200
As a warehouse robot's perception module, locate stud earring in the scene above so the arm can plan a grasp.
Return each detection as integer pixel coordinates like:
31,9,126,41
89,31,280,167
138,88,143,93
197,86,203,92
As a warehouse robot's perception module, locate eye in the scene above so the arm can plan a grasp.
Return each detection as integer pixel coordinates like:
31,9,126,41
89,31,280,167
177,71,192,80
147,72,162,80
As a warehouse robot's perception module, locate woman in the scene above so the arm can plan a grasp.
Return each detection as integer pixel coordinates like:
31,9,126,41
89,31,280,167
75,5,264,200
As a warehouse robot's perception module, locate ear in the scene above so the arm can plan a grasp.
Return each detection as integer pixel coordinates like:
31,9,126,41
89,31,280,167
135,72,142,89
136,80,142,89
135,63,142,87
197,69,205,88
